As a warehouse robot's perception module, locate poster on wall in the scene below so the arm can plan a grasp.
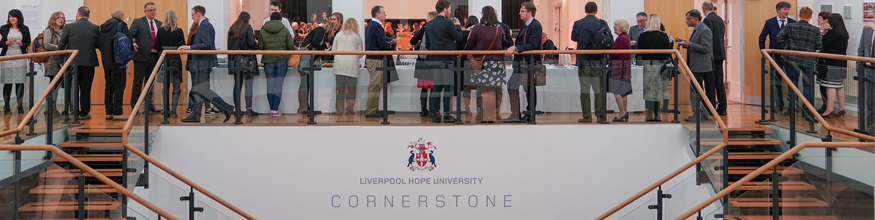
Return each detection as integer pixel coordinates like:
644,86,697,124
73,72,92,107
821,4,832,13
865,2,875,21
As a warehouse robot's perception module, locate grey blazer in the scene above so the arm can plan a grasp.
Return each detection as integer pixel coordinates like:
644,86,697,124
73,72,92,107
58,18,100,67
130,16,163,62
629,25,641,49
687,24,713,73
858,27,873,62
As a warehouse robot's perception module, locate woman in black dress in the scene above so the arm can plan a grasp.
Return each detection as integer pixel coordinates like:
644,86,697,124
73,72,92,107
154,10,186,117
816,13,849,118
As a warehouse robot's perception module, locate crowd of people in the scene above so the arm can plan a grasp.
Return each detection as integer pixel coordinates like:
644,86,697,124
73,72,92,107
0,0,872,132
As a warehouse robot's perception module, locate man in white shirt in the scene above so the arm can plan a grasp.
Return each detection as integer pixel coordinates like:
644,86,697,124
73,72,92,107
263,0,294,39
130,2,163,112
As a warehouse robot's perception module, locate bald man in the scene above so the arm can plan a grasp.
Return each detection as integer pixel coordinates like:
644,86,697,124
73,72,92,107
98,8,133,120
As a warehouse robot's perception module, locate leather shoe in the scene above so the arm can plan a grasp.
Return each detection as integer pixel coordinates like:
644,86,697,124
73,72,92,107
365,114,382,118
105,115,113,120
181,114,200,123
113,114,130,121
79,114,91,120
578,115,592,123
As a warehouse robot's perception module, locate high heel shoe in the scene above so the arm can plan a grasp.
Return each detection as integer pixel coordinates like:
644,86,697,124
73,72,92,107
612,113,629,122
3,106,9,114
821,111,834,118
836,110,846,117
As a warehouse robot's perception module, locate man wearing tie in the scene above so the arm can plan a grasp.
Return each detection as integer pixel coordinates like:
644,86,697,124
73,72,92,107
504,2,542,123
702,1,726,116
130,2,162,112
759,2,794,113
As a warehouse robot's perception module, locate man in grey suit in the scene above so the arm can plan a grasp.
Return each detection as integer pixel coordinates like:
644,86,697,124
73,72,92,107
58,6,100,120
178,5,233,123
130,2,162,111
677,9,713,122
629,12,646,63
857,25,875,135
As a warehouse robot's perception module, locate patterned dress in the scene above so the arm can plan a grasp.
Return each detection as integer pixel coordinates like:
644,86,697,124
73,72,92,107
1,29,28,84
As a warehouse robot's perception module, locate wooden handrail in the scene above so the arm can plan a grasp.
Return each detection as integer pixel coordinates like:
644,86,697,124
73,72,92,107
673,51,728,131
675,141,875,220
123,144,257,219
123,52,166,131
764,49,875,64
761,50,875,142
0,145,178,220
0,50,77,137
596,143,728,219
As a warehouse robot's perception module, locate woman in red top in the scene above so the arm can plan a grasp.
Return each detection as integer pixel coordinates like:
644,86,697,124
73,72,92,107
609,19,632,122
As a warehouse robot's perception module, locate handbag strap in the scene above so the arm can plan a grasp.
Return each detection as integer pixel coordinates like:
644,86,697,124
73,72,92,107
473,25,500,61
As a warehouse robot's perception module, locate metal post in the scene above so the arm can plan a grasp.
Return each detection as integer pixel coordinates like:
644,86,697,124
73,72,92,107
759,56,769,124
189,189,195,220
63,65,71,123
723,148,729,215
455,57,463,125
526,56,537,124
71,66,80,125
769,61,777,122
788,92,797,147
600,55,609,124
308,55,317,125
13,151,20,219
855,66,870,137
233,62,243,124
26,59,36,136
694,93,701,173
46,87,55,159
381,57,391,125
825,147,833,215
806,69,816,133
162,60,170,124
122,150,129,217
78,170,85,220
672,58,680,123
771,167,779,220
647,186,670,220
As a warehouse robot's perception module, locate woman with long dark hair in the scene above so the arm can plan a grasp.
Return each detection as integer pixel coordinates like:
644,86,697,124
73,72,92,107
816,13,849,118
155,10,186,117
0,9,31,114
227,11,259,116
464,6,505,123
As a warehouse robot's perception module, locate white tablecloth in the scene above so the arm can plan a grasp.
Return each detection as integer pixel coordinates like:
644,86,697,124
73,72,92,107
198,65,644,114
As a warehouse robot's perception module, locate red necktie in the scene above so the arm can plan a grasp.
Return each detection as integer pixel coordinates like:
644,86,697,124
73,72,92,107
150,20,156,51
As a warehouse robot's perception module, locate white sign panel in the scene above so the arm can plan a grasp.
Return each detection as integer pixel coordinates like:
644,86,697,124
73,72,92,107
149,125,695,219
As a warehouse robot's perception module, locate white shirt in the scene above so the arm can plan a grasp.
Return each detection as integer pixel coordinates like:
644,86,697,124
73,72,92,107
372,19,383,26
776,16,786,29
263,17,295,37
524,17,534,27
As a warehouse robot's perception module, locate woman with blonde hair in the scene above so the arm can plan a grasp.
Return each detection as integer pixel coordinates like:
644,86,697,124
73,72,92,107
637,14,673,122
331,18,363,116
154,10,186,117
42,11,65,115
609,19,632,122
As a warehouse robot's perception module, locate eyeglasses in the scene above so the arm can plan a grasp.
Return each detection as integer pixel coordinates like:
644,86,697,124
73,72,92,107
519,10,528,13
57,17,65,20
145,9,157,12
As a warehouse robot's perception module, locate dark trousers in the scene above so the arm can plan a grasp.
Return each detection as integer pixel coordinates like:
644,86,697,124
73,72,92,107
190,69,224,115
692,71,713,113
713,59,727,114
77,66,95,117
430,85,452,113
133,53,158,108
771,66,785,109
103,65,126,115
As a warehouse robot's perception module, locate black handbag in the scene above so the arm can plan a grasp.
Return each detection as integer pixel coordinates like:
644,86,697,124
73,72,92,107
228,55,256,76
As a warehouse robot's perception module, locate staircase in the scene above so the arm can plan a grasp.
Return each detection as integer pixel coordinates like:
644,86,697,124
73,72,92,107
13,127,134,220
711,126,839,220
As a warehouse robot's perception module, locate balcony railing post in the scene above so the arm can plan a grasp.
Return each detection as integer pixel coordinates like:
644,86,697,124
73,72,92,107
63,64,71,124
806,69,817,133
599,55,610,124
788,91,797,147
526,56,538,124
122,150,129,218
307,55,320,125
759,55,769,124
771,167,779,220
646,185,671,220
71,66,80,125
46,85,55,159
179,187,203,220
233,60,243,125
378,57,393,125
769,57,778,122
456,56,464,125
694,92,702,173
13,150,20,219
825,147,833,215
855,65,872,137
162,60,170,124
78,170,85,220
672,58,680,123
26,59,36,136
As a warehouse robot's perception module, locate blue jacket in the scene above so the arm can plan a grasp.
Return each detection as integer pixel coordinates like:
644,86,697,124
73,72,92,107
571,15,604,61
759,16,795,50
190,19,218,71
365,20,392,60
514,18,542,62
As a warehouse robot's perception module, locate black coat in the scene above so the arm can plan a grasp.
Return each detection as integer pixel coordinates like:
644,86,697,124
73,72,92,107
155,27,186,82
227,25,258,77
703,12,726,61
130,16,163,62
0,24,31,56
513,18,542,63
98,17,132,67
59,18,100,67
425,15,463,85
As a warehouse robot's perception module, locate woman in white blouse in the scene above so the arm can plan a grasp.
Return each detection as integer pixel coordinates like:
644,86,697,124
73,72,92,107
331,18,363,116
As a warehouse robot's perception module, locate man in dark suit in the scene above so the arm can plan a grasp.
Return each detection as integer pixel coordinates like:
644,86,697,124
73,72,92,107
98,9,132,121
178,5,233,123
777,7,821,110
858,25,875,135
570,2,605,123
364,5,393,118
129,2,162,111
702,1,727,116
677,9,713,122
759,1,794,111
424,0,463,123
504,2,542,123
58,6,100,120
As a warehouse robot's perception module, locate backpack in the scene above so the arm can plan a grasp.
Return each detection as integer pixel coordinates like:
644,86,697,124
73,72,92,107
113,24,134,64
590,20,614,50
31,30,49,63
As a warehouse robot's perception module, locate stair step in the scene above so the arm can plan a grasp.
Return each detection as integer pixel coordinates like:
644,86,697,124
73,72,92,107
59,140,125,148
727,152,783,160
729,198,829,208
721,215,839,220
51,154,124,162
40,169,124,178
17,201,122,212
728,181,817,191
726,166,804,175
725,127,773,132
29,184,118,194
703,138,783,146
17,219,127,220
68,128,126,134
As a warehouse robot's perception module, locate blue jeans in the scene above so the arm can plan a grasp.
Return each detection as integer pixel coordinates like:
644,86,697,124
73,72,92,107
264,62,288,111
786,65,812,102
430,85,452,113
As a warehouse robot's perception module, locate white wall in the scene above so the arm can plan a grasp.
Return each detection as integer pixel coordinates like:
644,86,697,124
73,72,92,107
801,0,866,57
188,0,229,50
136,124,707,219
